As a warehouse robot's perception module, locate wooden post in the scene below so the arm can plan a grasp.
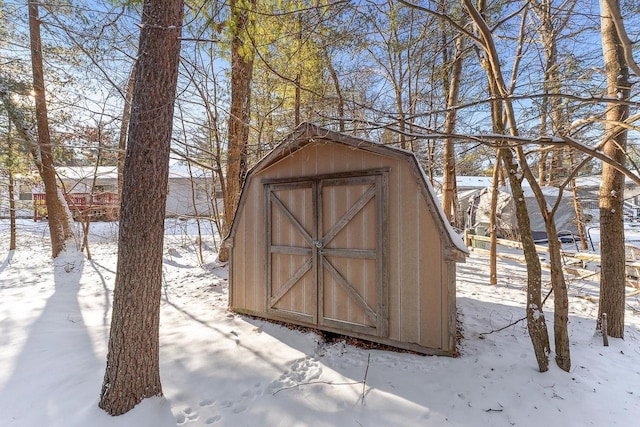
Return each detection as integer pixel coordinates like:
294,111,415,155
602,313,609,347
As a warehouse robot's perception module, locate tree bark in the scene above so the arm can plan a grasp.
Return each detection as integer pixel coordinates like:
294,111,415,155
465,0,550,371
527,0,574,371
117,65,136,201
489,149,501,285
545,219,571,370
220,0,255,262
532,0,568,186
7,123,16,251
503,148,551,372
322,44,345,132
518,145,571,371
442,35,465,227
28,1,75,257
99,0,184,415
597,0,629,339
568,149,589,250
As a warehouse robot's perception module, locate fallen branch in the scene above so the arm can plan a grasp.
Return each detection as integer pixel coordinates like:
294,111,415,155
361,353,371,406
272,380,362,395
273,352,373,403
480,288,553,336
479,316,526,336
485,402,504,412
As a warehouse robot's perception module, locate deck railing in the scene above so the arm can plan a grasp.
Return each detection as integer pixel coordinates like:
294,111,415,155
33,192,120,221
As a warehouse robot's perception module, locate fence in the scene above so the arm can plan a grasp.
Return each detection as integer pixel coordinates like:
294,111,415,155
466,232,640,290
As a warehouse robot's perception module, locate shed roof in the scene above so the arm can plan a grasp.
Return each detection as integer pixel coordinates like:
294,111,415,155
227,122,468,256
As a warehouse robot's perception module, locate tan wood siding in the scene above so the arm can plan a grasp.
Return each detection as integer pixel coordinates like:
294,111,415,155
398,164,421,344
247,180,261,312
419,197,444,349
320,177,380,334
229,136,462,355
387,157,401,341
266,182,316,322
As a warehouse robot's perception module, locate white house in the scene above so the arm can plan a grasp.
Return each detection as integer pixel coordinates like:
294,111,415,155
5,164,218,220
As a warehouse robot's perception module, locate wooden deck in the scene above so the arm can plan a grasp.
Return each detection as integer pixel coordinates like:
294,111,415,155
33,192,120,222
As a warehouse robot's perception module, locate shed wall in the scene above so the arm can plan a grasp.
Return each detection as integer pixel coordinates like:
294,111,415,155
230,141,454,353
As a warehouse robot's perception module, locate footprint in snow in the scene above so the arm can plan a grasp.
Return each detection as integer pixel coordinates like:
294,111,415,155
232,404,247,414
205,415,222,424
268,356,323,393
183,407,198,421
199,399,215,407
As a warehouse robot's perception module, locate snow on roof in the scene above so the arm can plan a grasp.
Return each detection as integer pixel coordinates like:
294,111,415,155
521,185,565,198
166,164,212,179
51,165,212,181
574,175,640,189
56,166,118,180
456,176,494,188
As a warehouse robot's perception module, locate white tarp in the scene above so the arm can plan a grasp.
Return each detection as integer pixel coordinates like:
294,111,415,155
466,186,580,239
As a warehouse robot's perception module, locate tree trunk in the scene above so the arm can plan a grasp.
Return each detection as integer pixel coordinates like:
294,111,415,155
294,10,303,126
518,143,572,371
322,44,345,132
568,149,589,250
442,36,465,227
502,149,551,372
220,0,255,262
528,0,573,370
28,1,75,257
7,124,16,251
99,0,184,415
117,66,136,201
465,0,550,371
540,0,566,187
81,137,105,260
597,0,629,339
489,149,501,285
8,167,16,251
545,219,571,370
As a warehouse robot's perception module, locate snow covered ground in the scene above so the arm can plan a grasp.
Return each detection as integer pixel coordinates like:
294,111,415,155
0,218,639,427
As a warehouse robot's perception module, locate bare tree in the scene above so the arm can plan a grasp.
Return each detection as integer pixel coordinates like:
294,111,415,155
441,32,466,228
464,0,551,372
99,0,184,415
597,0,631,339
28,0,75,257
6,121,16,250
220,0,255,262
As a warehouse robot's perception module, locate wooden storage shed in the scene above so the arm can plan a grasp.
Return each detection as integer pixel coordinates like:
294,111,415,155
225,123,468,355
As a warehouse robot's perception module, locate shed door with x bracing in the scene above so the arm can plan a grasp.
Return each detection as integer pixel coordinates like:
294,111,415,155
265,170,388,337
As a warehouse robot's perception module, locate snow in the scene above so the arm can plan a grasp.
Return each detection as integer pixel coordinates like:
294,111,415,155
53,165,212,181
1,219,640,427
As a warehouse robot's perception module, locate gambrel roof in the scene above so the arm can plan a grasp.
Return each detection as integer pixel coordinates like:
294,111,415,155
226,122,467,259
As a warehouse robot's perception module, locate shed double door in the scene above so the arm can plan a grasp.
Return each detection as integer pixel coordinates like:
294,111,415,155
265,171,388,337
